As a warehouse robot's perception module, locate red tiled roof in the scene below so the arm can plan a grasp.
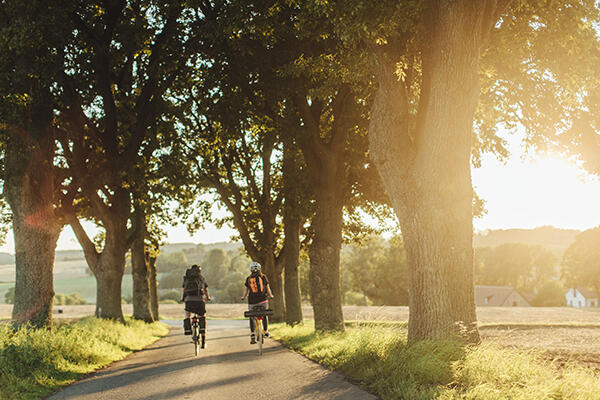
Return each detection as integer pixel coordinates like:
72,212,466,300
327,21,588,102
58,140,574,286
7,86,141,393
577,287,599,299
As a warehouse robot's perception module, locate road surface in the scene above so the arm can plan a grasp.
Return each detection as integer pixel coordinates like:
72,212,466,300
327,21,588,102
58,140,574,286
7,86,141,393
48,320,378,400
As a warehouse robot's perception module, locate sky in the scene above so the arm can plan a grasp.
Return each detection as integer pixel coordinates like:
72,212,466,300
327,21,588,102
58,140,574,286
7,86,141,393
1,132,600,254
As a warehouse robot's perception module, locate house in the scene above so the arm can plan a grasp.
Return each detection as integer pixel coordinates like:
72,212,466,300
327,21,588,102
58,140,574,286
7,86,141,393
475,285,531,307
565,288,599,308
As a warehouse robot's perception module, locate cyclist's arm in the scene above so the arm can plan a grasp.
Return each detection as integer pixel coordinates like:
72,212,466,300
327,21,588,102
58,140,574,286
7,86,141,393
204,287,210,301
266,283,274,298
241,286,249,300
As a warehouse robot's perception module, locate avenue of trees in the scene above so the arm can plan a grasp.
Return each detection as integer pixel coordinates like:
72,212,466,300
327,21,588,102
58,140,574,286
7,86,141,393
1,0,599,345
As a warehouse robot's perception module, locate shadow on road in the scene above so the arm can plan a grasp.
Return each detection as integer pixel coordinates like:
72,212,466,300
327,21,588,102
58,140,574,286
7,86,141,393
133,374,258,400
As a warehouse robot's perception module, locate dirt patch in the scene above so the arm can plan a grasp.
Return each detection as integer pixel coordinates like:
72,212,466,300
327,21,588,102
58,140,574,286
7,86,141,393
480,325,600,370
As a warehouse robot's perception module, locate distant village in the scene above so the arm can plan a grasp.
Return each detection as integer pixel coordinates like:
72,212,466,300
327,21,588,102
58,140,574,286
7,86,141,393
475,285,599,308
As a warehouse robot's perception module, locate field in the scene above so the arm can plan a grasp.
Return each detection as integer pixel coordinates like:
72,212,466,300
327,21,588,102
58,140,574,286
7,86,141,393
0,259,170,303
1,303,598,370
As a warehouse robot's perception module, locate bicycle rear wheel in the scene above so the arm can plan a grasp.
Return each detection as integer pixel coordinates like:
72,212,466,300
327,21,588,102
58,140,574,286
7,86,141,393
193,324,199,356
257,322,263,356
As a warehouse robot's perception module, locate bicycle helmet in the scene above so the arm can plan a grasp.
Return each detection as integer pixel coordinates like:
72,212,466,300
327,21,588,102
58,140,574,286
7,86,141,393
249,261,261,272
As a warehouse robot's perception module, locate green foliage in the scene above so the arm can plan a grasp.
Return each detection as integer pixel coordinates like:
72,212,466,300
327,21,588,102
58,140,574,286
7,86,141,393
53,293,87,306
158,270,185,290
271,323,600,400
474,243,558,294
155,251,188,273
4,287,14,304
157,249,250,303
344,291,371,306
0,197,10,247
531,280,566,307
0,317,168,400
158,289,181,303
562,227,600,295
342,235,409,306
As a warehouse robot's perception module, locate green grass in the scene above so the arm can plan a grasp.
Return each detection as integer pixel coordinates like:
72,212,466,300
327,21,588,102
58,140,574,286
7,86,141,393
1,273,170,303
270,323,600,400
0,317,169,400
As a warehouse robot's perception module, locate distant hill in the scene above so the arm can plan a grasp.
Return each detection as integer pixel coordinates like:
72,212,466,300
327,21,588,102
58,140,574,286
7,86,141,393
161,242,198,253
474,226,580,256
201,242,243,252
162,241,242,254
55,250,85,261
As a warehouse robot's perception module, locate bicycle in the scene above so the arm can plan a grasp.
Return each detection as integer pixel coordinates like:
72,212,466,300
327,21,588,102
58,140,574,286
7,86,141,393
244,306,273,355
190,312,205,356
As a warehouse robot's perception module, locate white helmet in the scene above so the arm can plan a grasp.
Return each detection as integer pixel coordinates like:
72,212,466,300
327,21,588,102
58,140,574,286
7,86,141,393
249,261,261,272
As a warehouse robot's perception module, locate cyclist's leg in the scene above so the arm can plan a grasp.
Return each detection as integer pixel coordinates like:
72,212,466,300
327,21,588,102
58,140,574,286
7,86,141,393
198,301,207,334
262,300,269,334
183,304,192,335
248,303,257,333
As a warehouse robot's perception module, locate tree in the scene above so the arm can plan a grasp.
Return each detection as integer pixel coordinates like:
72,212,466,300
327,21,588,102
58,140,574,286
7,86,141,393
190,0,381,331
531,280,565,307
363,0,600,342
56,0,192,320
175,19,309,322
562,227,600,297
474,243,558,293
343,235,409,306
366,0,511,343
0,0,70,328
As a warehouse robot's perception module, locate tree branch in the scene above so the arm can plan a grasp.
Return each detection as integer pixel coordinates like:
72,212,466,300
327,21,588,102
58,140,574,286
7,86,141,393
67,215,100,271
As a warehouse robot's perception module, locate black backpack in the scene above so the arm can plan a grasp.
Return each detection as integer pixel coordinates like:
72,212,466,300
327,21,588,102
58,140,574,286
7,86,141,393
248,274,266,295
183,266,204,296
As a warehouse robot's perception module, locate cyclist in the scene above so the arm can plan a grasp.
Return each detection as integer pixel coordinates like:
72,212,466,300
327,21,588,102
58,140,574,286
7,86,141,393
182,264,210,348
241,261,274,344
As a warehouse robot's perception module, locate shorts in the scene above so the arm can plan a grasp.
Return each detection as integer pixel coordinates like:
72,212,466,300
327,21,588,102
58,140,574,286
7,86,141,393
249,300,268,311
185,300,206,316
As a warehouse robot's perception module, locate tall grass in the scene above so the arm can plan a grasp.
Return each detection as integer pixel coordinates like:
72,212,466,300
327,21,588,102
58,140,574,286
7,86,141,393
0,317,168,400
271,323,600,400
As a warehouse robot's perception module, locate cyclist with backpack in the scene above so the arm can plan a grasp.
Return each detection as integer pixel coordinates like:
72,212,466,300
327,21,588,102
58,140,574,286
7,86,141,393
182,264,210,348
241,261,274,344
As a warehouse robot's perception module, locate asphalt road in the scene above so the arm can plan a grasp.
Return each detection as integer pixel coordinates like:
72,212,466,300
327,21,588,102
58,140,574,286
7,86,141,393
48,320,378,400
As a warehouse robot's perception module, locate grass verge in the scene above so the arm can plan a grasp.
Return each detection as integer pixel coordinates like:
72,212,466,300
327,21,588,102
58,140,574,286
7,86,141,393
270,323,600,400
0,317,168,400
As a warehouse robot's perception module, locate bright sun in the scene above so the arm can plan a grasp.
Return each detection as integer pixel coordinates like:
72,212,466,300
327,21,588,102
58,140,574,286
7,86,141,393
473,151,600,232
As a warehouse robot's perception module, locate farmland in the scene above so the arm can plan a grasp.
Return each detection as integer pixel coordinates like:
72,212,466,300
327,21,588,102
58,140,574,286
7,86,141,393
1,303,598,370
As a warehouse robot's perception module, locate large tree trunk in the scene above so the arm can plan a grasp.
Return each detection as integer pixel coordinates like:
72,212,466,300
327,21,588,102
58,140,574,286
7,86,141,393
93,236,127,321
3,92,62,329
283,213,303,325
282,144,303,325
309,182,345,331
131,208,153,322
148,254,159,320
263,253,284,322
368,2,501,343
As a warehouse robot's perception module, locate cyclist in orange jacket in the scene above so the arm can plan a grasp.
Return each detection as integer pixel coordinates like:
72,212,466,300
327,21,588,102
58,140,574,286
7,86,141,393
241,261,273,344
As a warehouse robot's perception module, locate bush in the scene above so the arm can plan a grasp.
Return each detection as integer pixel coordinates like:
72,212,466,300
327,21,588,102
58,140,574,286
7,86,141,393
160,299,178,304
159,289,181,302
344,291,370,306
4,287,14,304
53,293,87,306
159,269,185,289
